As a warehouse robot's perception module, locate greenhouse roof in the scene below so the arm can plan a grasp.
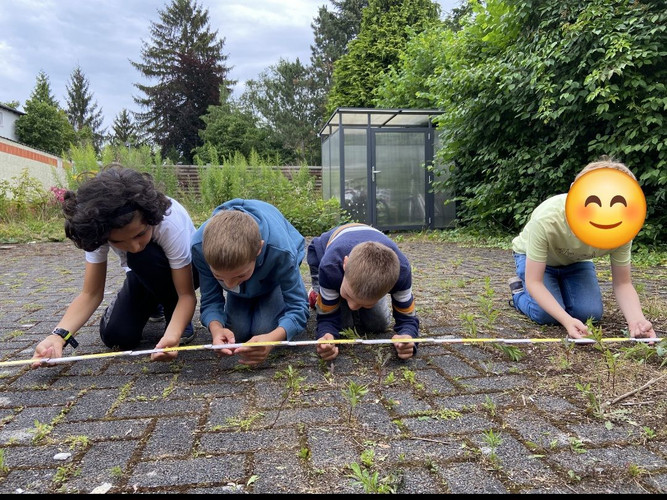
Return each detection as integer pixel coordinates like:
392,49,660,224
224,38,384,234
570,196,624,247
319,107,443,138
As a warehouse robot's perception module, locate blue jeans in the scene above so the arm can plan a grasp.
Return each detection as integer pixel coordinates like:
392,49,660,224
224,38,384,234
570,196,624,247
225,285,287,342
511,252,603,325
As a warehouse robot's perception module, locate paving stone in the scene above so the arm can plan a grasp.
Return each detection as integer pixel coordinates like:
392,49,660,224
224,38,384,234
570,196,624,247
205,396,247,429
48,418,150,441
143,416,198,459
458,374,532,392
385,437,464,462
64,389,117,421
549,445,667,474
3,444,77,468
0,405,65,445
567,421,643,444
128,456,246,489
424,353,482,378
501,408,572,449
252,447,311,493
401,412,495,437
0,389,79,408
63,440,139,493
110,398,206,419
199,427,300,454
307,427,359,469
438,462,508,493
0,468,58,494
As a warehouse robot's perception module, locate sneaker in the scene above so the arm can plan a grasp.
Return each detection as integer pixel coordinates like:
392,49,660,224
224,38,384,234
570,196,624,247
149,304,165,322
179,322,196,345
508,276,524,295
308,288,318,309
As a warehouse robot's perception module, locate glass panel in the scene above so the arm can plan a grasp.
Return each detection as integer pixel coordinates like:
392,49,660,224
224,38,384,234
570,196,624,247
321,136,331,199
330,129,340,202
343,128,368,223
375,132,425,227
431,133,456,228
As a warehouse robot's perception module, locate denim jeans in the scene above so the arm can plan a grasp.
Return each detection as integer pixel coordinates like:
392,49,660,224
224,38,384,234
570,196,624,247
225,285,287,342
511,252,603,325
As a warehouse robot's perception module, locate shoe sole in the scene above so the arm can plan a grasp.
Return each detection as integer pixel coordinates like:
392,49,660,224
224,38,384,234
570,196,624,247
179,331,197,346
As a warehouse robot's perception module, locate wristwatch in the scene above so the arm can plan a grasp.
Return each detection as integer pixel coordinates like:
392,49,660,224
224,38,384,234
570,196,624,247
51,328,79,349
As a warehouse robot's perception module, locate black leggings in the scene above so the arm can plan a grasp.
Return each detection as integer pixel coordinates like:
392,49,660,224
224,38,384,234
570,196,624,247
100,242,199,349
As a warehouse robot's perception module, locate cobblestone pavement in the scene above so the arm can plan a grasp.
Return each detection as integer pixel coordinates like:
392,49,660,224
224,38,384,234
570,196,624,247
0,239,665,494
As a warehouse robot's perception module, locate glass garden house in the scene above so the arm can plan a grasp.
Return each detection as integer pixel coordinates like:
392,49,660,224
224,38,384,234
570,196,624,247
319,107,456,231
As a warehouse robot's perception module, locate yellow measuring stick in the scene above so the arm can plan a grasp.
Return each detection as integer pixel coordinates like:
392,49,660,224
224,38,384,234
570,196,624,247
0,336,661,368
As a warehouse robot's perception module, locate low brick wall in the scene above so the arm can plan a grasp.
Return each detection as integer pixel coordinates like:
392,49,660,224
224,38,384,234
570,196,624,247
0,137,67,191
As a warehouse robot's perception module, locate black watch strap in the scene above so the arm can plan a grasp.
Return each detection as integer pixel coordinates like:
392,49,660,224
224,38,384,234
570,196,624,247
52,328,79,349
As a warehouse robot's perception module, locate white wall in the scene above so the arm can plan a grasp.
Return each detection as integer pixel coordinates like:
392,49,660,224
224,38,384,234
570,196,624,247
0,106,22,142
0,137,67,192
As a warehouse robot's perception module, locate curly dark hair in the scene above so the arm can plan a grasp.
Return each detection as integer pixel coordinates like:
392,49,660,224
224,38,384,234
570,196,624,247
63,166,172,252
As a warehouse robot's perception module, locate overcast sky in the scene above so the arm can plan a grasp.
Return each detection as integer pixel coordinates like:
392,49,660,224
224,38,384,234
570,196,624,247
0,0,461,131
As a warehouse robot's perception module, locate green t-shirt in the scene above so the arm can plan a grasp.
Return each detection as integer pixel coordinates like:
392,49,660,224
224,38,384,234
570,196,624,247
511,193,632,267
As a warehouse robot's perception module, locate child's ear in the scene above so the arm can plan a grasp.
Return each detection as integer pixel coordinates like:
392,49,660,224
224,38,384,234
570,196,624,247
342,255,349,271
257,240,264,256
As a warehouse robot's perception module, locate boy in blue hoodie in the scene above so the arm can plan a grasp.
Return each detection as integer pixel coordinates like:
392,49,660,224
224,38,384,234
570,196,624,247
191,199,309,366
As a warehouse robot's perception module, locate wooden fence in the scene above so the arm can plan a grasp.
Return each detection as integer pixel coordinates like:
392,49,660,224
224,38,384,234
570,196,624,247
168,165,322,195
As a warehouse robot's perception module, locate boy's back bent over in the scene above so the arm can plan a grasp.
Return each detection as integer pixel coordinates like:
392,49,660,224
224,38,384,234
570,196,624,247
307,223,419,361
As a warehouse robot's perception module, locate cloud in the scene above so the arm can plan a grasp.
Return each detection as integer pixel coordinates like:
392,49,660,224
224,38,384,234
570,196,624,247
0,0,459,131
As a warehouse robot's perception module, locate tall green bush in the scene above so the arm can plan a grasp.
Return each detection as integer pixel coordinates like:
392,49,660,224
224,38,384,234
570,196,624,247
198,152,345,235
376,0,667,244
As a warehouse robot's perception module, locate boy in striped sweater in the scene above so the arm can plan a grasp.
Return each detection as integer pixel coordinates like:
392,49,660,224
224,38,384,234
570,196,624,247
307,223,419,361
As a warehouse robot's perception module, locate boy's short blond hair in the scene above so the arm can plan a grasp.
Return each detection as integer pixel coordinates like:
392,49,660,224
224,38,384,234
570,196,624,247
203,210,261,270
344,241,400,301
575,155,636,181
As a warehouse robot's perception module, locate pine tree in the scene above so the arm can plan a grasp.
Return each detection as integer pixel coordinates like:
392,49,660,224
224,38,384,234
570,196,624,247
65,65,105,152
131,0,231,163
310,0,368,90
326,0,441,113
109,109,139,147
30,70,60,107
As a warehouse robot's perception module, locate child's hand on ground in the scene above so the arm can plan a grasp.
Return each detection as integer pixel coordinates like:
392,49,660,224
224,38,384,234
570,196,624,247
31,336,64,368
235,333,274,366
211,327,236,357
393,334,415,359
628,319,656,339
316,333,339,361
564,318,590,339
151,334,179,362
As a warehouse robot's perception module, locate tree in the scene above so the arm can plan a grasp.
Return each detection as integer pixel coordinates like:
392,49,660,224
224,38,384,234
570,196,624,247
310,0,368,120
64,65,105,152
109,109,139,148
395,0,667,244
1,101,20,110
195,88,286,163
15,71,75,155
326,0,441,114
30,70,59,108
131,0,231,163
242,58,321,165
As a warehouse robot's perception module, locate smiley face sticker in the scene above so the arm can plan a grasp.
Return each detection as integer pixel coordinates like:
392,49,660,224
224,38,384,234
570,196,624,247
565,168,646,249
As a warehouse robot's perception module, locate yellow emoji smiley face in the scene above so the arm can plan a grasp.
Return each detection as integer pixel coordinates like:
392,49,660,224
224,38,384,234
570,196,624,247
565,168,646,249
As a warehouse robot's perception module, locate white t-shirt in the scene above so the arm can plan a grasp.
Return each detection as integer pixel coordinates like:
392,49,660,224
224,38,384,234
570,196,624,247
85,197,195,271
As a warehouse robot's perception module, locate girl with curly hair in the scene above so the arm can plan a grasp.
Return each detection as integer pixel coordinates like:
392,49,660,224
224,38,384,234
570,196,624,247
31,165,199,366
